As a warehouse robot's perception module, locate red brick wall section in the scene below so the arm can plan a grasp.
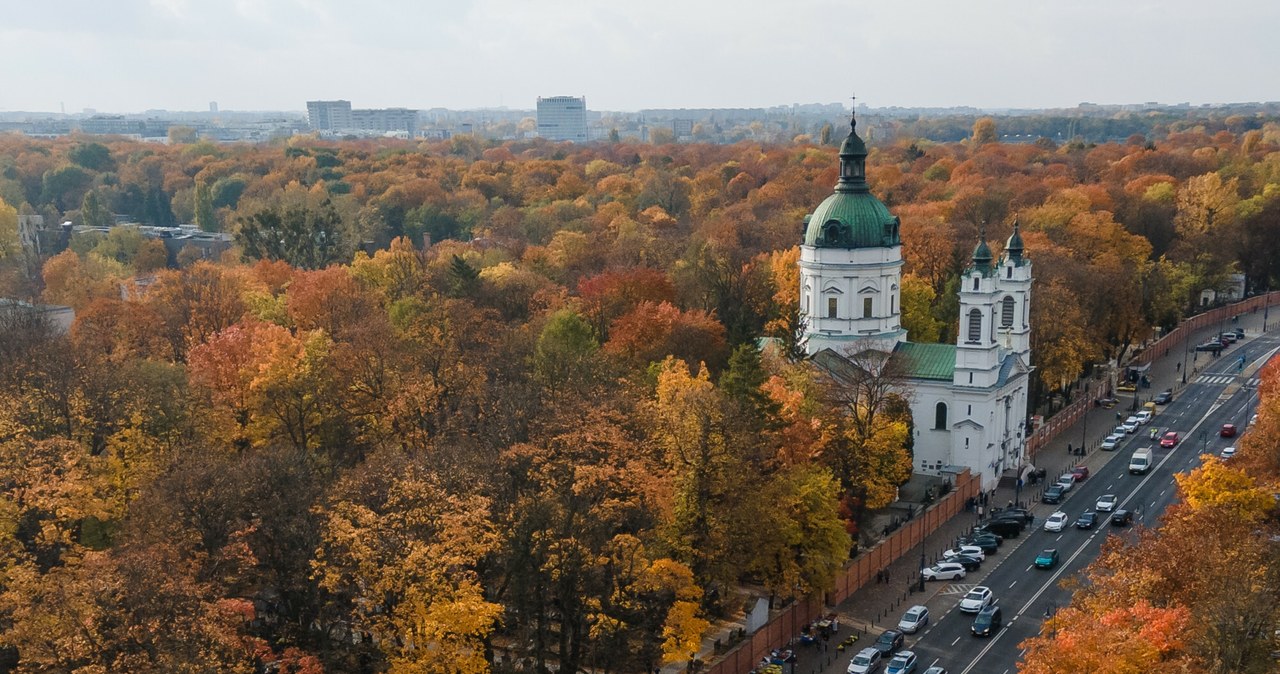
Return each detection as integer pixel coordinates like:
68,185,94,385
704,469,980,674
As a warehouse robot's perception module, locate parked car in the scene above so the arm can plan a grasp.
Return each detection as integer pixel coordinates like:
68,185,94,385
1220,332,1238,344
1160,431,1180,448
1221,423,1238,438
1135,410,1153,425
847,647,882,674
873,629,905,656
1221,446,1237,459
1195,339,1224,352
1034,548,1060,569
942,545,985,562
975,518,1022,538
1233,327,1245,339
1056,474,1076,492
1095,494,1118,512
898,606,929,634
1075,511,1098,529
1101,433,1125,450
921,562,966,581
958,586,993,613
1043,511,1069,532
970,605,1003,637
1121,417,1141,433
1110,509,1134,526
886,650,918,674
957,536,998,556
1071,465,1090,482
922,668,948,674
1153,389,1174,405
996,507,1035,524
946,554,983,571
1042,485,1065,504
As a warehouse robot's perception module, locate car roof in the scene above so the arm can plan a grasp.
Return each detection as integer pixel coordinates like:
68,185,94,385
856,646,878,657
907,604,927,612
1040,548,1057,554
977,604,1000,615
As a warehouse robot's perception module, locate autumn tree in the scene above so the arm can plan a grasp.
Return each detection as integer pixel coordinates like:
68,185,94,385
236,200,353,270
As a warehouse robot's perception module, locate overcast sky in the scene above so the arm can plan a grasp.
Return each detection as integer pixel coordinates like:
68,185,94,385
2,0,1276,114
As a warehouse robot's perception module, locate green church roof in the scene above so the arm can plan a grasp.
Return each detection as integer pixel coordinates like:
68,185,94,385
802,110,901,249
892,342,956,381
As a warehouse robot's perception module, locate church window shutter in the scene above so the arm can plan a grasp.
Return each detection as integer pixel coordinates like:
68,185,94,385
1001,296,1015,327
967,308,982,343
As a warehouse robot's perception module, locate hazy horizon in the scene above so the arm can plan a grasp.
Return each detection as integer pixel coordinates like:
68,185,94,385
2,0,1276,114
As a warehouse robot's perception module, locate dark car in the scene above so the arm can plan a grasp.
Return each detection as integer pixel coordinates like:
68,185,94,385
947,554,982,571
1110,509,1134,526
1042,485,1065,504
1221,423,1238,438
1195,339,1224,352
1034,548,1060,569
1154,389,1174,405
970,606,1003,637
977,519,1022,538
958,536,998,555
873,629,905,656
1075,512,1098,529
999,507,1036,524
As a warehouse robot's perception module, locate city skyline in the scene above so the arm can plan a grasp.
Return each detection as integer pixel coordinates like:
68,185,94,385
2,0,1278,114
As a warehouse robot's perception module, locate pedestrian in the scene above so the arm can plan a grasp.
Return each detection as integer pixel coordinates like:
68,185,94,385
1067,442,1073,454
1176,361,1181,373
884,569,890,582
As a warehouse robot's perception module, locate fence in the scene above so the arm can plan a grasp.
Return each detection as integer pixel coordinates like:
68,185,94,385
703,469,980,674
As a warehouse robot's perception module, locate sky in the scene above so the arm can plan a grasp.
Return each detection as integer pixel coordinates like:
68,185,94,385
2,0,1277,114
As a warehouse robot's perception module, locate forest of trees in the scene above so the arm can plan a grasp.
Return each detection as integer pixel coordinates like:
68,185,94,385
0,117,1278,672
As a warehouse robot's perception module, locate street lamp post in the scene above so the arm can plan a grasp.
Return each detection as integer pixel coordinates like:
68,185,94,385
918,549,927,592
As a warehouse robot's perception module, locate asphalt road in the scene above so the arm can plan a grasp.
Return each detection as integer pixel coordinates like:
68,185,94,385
884,336,1276,674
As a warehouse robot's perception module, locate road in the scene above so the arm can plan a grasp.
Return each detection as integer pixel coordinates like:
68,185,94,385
884,336,1275,674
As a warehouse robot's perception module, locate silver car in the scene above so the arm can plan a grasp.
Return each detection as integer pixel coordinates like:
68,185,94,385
1095,494,1117,512
898,605,929,633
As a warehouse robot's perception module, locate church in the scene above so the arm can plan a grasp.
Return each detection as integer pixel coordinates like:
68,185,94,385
799,112,1032,491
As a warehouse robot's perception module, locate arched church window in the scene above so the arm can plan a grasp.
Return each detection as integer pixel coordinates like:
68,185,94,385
1007,266,1013,279
967,308,982,343
827,296,838,318
863,297,873,318
935,402,948,430
973,276,979,291
1001,296,1015,328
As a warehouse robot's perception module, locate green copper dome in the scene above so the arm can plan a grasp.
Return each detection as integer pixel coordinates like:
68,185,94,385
803,110,901,249
1004,219,1026,265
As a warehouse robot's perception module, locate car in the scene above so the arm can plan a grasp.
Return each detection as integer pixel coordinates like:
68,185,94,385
922,668,948,674
946,554,982,571
957,536,998,555
873,629,905,656
1113,424,1129,437
897,605,929,634
970,605,1003,637
1220,423,1238,438
1221,446,1237,459
921,562,966,581
1095,494,1118,512
847,647,882,674
1233,327,1245,339
966,530,1004,545
1043,511,1069,532
974,518,1021,538
1154,389,1174,405
1101,433,1125,450
886,650,918,674
1196,339,1224,352
942,545,985,562
1075,511,1098,529
1034,548,1060,569
1121,417,1141,433
1042,485,1065,504
958,586,993,613
1249,413,1258,427
1220,332,1238,344
997,507,1035,524
1056,474,1076,492
1071,465,1090,482
1160,431,1180,448
1135,410,1153,425
1110,509,1134,526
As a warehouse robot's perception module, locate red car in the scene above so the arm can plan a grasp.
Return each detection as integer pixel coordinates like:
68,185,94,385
1220,424,1238,438
1071,465,1090,481
1160,431,1180,448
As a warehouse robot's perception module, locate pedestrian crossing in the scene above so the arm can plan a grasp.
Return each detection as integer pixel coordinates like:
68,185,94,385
1194,374,1260,387
939,583,976,596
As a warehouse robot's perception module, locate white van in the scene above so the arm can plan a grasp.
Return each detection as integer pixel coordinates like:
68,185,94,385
1129,447,1154,475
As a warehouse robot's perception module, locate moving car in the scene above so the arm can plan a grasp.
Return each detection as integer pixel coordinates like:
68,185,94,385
1160,431,1180,448
1220,423,1238,438
1130,448,1154,474
897,606,929,634
1043,511,1069,532
1042,485,1065,504
847,647,881,674
1075,511,1098,529
1071,465,1090,482
921,562,966,581
873,629,904,656
1101,433,1125,450
1121,417,1141,433
942,545,985,562
1110,509,1134,526
1095,494,1118,512
886,650,918,674
922,668,948,674
1154,389,1174,405
970,605,1003,637
1034,548,1060,569
958,586,993,613
1221,446,1237,459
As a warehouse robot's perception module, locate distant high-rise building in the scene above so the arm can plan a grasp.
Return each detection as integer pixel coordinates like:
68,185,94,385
537,96,588,142
306,100,353,132
209,101,218,113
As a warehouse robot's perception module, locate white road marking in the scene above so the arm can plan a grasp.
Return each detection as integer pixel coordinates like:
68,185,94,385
951,636,961,646
1009,580,1017,588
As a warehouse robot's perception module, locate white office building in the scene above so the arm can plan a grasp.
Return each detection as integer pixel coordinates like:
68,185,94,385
537,96,588,142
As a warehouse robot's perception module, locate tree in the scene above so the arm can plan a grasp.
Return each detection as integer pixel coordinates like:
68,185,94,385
80,188,113,228
533,308,600,389
68,142,114,172
194,178,217,232
971,117,997,145
236,201,352,270
0,198,17,262
606,301,729,372
899,274,943,342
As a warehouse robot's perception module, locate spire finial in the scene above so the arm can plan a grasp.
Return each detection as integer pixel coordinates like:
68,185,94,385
980,220,987,240
850,94,857,132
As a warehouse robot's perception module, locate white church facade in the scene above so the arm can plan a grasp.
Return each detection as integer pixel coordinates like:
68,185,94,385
800,112,1032,491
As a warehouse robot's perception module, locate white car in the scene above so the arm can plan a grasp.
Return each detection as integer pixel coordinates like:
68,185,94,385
1121,417,1141,433
1113,424,1129,437
1056,474,1076,492
898,605,929,633
921,562,966,581
1044,511,1069,532
1135,410,1153,425
847,647,881,674
1221,446,1237,459
1095,494,1118,512
959,586,993,613
943,545,985,561
1101,433,1124,450
1249,413,1258,427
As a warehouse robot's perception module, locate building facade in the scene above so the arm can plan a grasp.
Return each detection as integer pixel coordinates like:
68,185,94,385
306,100,353,132
801,113,1033,490
536,96,588,142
